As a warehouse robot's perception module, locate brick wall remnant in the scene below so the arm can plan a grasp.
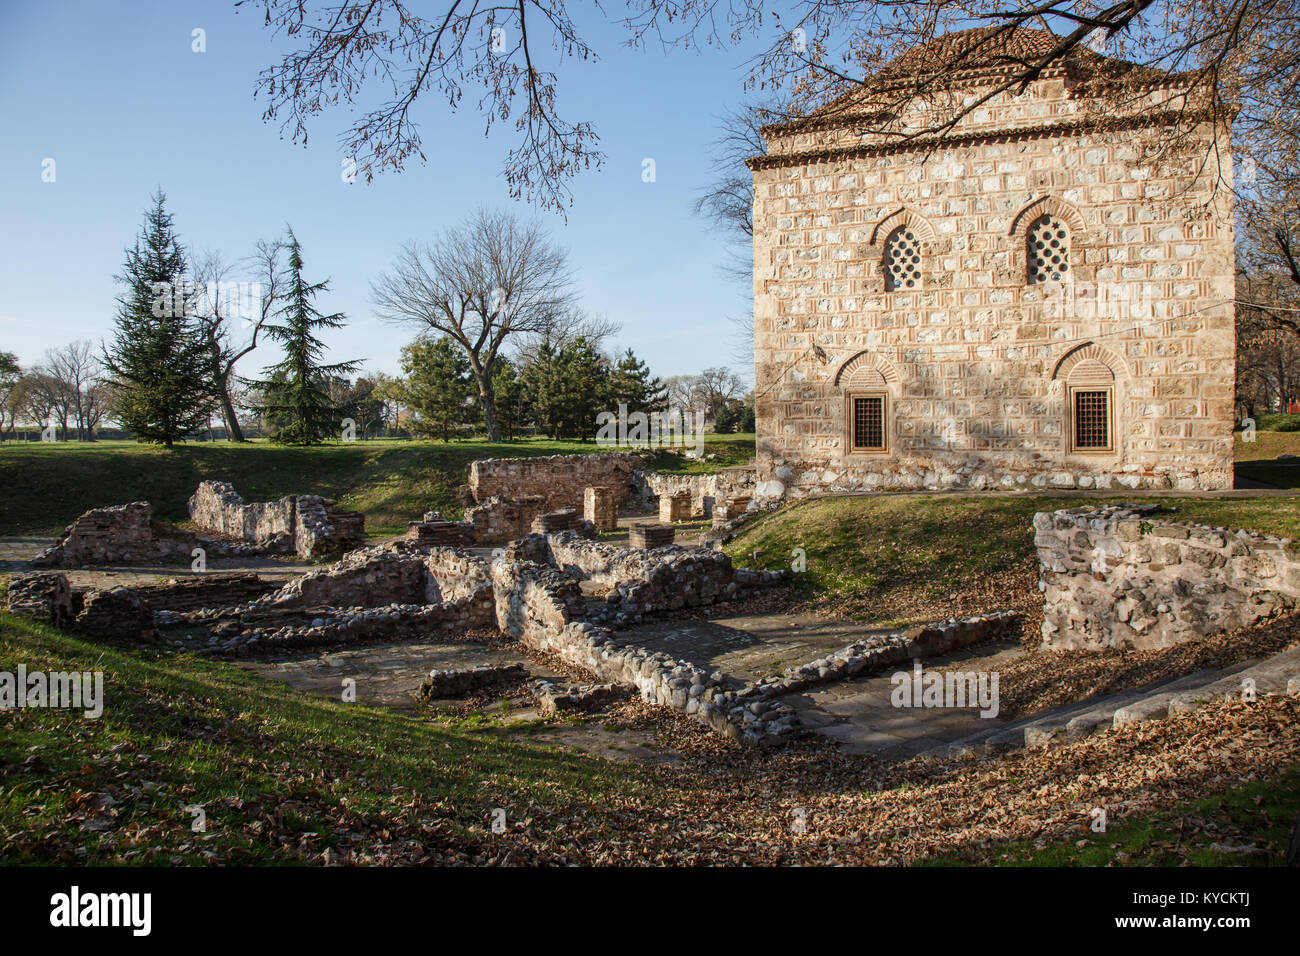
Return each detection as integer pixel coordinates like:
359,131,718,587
188,481,364,559
629,523,674,549
468,453,644,513
1036,505,1300,650
30,502,201,567
532,508,577,534
75,587,156,642
584,486,618,532
658,492,691,523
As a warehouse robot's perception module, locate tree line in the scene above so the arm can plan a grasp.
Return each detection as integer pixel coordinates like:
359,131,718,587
2,198,751,445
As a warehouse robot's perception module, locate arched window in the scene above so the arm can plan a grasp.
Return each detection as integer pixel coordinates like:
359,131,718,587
1027,215,1070,284
883,226,922,291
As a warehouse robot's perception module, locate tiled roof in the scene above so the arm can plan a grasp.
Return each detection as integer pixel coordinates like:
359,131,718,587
764,26,1177,136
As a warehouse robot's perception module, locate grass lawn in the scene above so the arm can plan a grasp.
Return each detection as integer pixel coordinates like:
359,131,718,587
1235,430,1300,488
0,609,652,864
726,493,1300,625
2,609,1296,865
0,434,756,538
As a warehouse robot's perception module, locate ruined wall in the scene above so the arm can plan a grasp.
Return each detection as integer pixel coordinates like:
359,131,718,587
464,495,545,544
468,453,644,512
188,481,364,558
752,74,1236,499
1036,505,1300,650
189,481,295,549
487,555,796,745
635,465,758,517
29,502,207,567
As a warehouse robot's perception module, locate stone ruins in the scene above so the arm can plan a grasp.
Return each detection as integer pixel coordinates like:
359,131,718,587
189,481,365,558
1037,504,1300,650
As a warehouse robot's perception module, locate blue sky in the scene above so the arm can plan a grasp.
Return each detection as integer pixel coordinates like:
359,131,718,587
0,0,764,382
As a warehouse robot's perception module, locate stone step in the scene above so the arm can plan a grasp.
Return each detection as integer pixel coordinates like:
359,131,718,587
920,653,1295,759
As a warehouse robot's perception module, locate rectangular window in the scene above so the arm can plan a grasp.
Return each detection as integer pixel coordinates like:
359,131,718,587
851,395,886,451
1072,389,1111,451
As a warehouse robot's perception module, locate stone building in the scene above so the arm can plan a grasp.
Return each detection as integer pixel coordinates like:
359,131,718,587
748,27,1236,498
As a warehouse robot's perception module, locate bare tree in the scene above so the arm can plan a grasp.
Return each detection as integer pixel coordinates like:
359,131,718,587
371,208,576,440
694,366,746,422
512,306,620,366
191,239,285,441
242,0,601,211
40,341,109,440
246,2,1300,220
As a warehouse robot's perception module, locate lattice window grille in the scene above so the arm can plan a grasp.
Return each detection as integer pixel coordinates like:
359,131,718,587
884,227,922,291
1028,215,1070,284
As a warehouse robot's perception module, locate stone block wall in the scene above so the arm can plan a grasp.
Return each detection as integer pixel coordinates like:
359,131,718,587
293,495,366,559
268,547,441,609
636,465,758,518
469,453,644,513
465,495,545,544
658,492,691,523
1036,505,1300,650
751,69,1236,499
188,481,364,558
189,481,295,549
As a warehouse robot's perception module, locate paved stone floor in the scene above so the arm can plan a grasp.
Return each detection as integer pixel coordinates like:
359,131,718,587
791,639,1027,759
620,611,898,683
235,641,562,711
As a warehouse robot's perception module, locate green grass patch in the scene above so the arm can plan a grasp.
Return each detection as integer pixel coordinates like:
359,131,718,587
0,611,650,864
726,493,1300,622
0,435,756,537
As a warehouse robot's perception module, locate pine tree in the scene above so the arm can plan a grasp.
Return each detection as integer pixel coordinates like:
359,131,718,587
249,229,359,444
609,349,668,416
396,335,474,441
103,191,213,446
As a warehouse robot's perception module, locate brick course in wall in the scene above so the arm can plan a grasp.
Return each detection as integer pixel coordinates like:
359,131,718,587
750,42,1235,500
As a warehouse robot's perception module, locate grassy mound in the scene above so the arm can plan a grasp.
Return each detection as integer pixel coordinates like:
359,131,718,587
0,435,756,538
725,493,1300,626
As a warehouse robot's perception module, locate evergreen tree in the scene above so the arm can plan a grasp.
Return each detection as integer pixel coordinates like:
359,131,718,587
608,349,668,416
491,357,526,440
396,335,475,441
249,228,359,444
103,191,213,446
520,337,611,440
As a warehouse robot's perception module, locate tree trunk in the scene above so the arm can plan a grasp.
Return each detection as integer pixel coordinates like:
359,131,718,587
471,369,501,441
218,386,245,442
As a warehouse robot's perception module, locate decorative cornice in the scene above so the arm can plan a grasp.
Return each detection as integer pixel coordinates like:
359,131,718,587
746,109,1216,171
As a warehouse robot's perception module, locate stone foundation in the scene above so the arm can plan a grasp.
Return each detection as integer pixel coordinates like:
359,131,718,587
419,664,528,700
6,572,77,627
1036,505,1300,650
188,481,364,559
